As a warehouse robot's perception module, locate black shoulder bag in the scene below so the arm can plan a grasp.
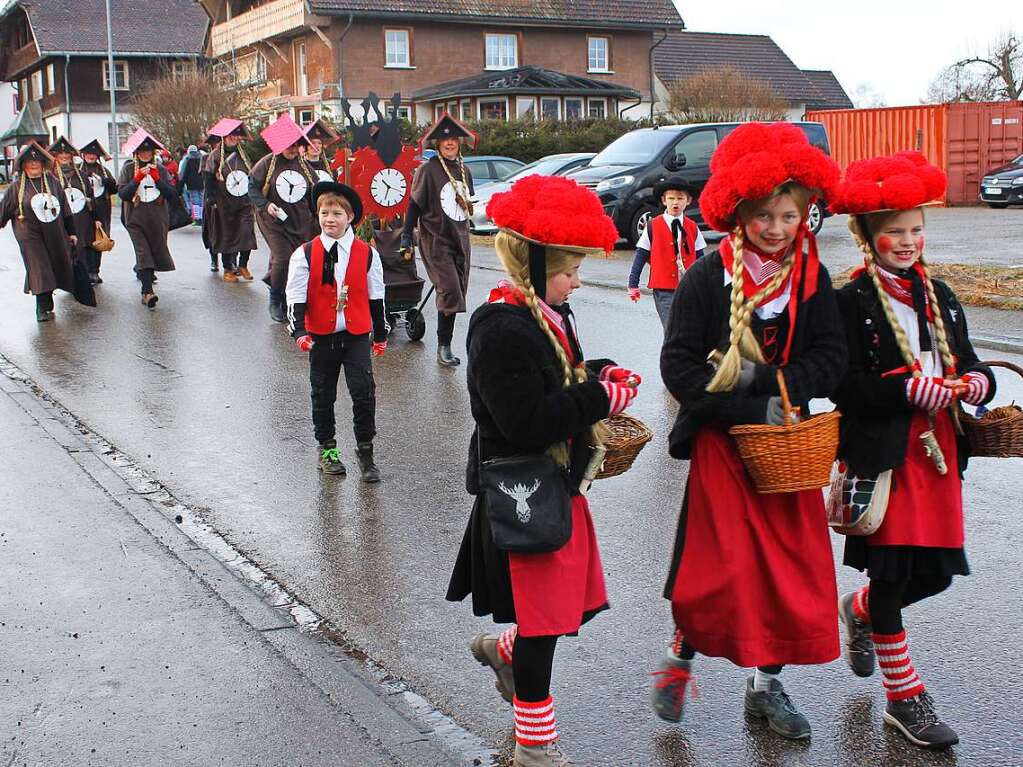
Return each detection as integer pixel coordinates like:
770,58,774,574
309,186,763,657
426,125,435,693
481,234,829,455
477,431,573,553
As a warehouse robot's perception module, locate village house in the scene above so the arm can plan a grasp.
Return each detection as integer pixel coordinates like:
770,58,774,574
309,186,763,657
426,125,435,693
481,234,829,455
197,0,685,125
0,0,209,152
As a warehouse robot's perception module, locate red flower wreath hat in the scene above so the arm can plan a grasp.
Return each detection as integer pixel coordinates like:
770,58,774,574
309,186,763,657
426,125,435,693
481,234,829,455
699,122,841,233
831,151,947,215
487,174,619,254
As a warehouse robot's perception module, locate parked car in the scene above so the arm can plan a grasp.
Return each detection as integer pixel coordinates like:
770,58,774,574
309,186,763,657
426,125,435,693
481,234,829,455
565,121,833,245
980,154,1023,208
470,152,596,233
459,155,525,186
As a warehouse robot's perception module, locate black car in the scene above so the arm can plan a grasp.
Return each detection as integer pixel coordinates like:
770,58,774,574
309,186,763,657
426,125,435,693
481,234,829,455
980,154,1023,208
565,121,833,245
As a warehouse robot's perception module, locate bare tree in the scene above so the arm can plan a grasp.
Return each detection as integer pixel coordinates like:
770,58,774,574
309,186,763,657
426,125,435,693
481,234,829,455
926,31,1022,103
851,83,886,109
665,65,788,123
129,67,259,150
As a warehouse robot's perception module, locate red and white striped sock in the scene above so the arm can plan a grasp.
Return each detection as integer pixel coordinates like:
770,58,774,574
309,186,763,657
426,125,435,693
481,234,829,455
497,625,517,666
874,630,925,701
513,695,558,747
670,629,686,659
852,585,870,623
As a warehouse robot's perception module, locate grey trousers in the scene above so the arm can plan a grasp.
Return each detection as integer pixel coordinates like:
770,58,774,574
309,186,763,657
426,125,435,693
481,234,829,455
653,289,675,331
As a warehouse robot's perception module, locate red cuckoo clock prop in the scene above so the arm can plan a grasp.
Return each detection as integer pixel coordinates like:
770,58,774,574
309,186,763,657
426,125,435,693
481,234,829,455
341,92,420,224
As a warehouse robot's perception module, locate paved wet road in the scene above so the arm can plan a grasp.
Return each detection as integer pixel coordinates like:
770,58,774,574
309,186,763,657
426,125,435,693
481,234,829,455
1,221,1020,767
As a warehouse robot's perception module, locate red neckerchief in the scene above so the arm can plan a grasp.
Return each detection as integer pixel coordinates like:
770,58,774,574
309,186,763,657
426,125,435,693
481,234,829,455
487,280,578,365
851,261,934,321
718,224,820,365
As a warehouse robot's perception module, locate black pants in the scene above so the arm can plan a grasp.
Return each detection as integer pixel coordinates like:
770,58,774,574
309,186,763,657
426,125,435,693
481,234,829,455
238,250,251,268
867,575,952,634
513,635,558,702
139,268,155,294
437,311,456,345
35,292,54,312
84,247,102,275
309,331,376,445
221,252,237,271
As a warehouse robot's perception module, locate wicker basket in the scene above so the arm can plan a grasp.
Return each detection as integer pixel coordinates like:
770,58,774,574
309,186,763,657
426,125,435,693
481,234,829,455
729,370,840,494
959,361,1023,458
596,413,653,479
91,225,115,252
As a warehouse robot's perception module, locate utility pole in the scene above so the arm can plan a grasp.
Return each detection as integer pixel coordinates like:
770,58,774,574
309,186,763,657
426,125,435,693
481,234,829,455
104,0,120,173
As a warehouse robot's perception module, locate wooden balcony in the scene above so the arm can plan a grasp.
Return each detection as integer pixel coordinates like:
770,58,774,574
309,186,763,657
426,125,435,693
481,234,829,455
210,0,308,56
3,42,40,79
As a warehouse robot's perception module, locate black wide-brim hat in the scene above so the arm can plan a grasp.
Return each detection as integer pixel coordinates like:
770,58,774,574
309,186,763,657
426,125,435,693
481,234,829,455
48,136,77,156
654,176,698,199
310,180,363,225
14,140,53,170
79,139,110,159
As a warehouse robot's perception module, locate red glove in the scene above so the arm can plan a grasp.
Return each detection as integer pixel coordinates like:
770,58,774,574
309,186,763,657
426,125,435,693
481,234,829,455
133,169,146,183
600,365,642,387
295,335,314,352
149,167,160,181
601,380,639,416
628,287,641,302
905,376,956,412
372,341,387,357
960,371,990,406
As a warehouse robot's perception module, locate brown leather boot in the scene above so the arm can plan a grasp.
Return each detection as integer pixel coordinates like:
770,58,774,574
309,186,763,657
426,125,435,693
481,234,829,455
223,270,239,283
141,293,159,308
238,266,254,280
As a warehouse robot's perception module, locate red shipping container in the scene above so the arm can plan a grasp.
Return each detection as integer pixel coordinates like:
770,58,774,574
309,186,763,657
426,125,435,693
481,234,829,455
806,101,1023,205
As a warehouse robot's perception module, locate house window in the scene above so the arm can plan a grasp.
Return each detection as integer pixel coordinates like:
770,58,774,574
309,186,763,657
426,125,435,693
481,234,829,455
587,97,606,119
565,97,583,119
31,70,43,99
236,52,268,86
19,78,28,107
434,103,445,120
460,99,472,122
102,60,129,91
297,108,314,125
171,61,196,81
478,97,508,120
587,36,610,72
386,103,412,122
384,28,411,68
541,98,560,121
485,33,517,70
296,41,308,96
45,63,55,95
516,97,536,119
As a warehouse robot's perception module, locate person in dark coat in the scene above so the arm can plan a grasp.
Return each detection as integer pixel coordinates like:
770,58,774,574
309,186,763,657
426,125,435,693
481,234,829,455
49,137,98,273
446,176,640,767
400,113,476,366
248,114,316,323
0,142,76,321
80,139,117,284
117,128,178,309
196,136,222,271
653,123,847,739
829,152,996,750
303,119,339,184
204,119,258,282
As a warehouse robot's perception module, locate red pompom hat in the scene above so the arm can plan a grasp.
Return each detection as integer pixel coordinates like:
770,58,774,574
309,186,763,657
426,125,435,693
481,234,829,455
699,122,840,233
831,151,946,215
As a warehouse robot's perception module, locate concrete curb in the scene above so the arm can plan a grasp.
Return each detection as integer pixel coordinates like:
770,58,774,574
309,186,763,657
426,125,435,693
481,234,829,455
0,353,493,767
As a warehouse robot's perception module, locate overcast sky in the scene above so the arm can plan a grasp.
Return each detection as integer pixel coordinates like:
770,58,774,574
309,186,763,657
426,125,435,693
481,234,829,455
675,1,1023,106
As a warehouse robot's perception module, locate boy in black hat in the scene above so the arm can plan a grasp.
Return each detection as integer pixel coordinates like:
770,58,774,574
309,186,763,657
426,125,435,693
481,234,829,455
627,177,705,330
286,181,388,482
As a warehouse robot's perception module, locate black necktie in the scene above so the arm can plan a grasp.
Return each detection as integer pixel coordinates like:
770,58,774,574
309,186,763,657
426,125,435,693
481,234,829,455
322,242,338,286
671,219,683,259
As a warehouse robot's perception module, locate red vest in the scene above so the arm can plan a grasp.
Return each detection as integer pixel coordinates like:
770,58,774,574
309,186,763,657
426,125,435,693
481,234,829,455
648,215,699,290
304,236,371,336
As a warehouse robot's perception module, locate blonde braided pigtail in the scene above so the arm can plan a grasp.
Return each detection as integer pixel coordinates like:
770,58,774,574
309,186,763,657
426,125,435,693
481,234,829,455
16,172,26,220
216,146,226,181
918,254,963,431
297,156,315,187
236,144,252,172
261,154,278,197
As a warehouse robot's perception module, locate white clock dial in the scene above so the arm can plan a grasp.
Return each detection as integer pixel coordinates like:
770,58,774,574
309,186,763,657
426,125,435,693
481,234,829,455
275,169,307,204
440,180,469,222
65,186,87,215
226,169,249,197
137,175,161,203
90,173,105,198
370,168,408,207
316,169,334,184
31,193,61,223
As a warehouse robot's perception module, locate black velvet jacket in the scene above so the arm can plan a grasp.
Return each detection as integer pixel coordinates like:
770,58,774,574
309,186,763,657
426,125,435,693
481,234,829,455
660,251,848,459
832,272,995,477
465,301,612,496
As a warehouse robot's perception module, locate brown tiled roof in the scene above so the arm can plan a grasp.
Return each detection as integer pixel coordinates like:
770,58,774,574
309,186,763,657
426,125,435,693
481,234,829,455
654,31,819,104
5,0,208,55
802,69,854,110
308,0,684,28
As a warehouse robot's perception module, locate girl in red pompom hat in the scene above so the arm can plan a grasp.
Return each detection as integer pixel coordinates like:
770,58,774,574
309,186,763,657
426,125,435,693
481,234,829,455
446,175,639,767
829,153,995,749
651,123,847,739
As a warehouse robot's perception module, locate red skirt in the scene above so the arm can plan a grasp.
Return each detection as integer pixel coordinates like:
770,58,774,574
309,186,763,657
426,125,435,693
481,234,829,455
669,428,839,667
868,410,963,548
509,495,608,637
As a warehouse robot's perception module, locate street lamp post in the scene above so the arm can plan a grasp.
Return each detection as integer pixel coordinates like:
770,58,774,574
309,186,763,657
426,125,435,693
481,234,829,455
104,0,120,173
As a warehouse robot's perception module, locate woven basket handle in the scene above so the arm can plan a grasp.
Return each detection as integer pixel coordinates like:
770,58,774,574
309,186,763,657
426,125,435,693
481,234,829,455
776,368,795,426
981,360,1023,380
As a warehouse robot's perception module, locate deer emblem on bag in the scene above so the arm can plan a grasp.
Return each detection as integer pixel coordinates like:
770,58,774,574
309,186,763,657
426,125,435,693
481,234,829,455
497,479,542,523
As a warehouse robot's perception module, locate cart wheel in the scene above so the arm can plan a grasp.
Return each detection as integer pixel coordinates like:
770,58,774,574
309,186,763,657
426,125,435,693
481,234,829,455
406,308,427,341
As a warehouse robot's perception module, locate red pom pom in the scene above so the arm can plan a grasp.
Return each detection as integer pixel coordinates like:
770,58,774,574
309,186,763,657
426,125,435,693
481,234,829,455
880,173,928,211
834,152,946,214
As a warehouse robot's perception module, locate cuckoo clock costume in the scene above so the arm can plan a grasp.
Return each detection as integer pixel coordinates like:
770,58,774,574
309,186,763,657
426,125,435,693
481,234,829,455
401,112,477,366
653,122,846,738
79,139,117,283
49,136,98,272
829,152,995,749
249,113,317,323
446,175,639,767
116,128,178,308
204,118,258,281
303,119,340,184
0,141,75,321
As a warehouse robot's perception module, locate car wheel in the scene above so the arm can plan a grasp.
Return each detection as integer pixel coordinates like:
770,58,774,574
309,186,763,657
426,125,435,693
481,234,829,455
987,202,1009,209
629,206,656,247
807,201,824,234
